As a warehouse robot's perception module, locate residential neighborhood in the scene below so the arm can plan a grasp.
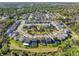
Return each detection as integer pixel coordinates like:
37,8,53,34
5,12,71,47
0,2,79,56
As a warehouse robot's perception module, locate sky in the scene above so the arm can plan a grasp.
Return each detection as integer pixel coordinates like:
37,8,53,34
0,0,79,2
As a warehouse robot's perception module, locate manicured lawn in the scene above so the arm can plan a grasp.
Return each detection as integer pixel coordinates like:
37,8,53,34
9,40,25,48
27,29,52,35
9,38,71,53
9,39,59,53
10,45,58,53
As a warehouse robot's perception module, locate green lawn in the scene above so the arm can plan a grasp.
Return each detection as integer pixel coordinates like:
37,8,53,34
9,40,25,48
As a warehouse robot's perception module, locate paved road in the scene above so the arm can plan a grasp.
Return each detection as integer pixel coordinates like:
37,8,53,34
16,20,25,35
10,46,58,53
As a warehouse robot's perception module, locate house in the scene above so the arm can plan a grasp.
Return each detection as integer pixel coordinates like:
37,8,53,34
2,15,8,20
6,20,20,35
46,38,52,44
63,34,68,38
23,37,30,46
54,39,61,44
40,39,47,46
51,39,56,44
11,20,20,31
8,32,13,37
11,31,19,38
64,29,71,34
14,36,20,41
57,34,66,41
19,36,24,42
6,29,13,35
46,37,61,44
50,23,57,29
54,38,61,44
64,19,71,23
58,22,65,29
61,25,65,28
29,39,38,47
